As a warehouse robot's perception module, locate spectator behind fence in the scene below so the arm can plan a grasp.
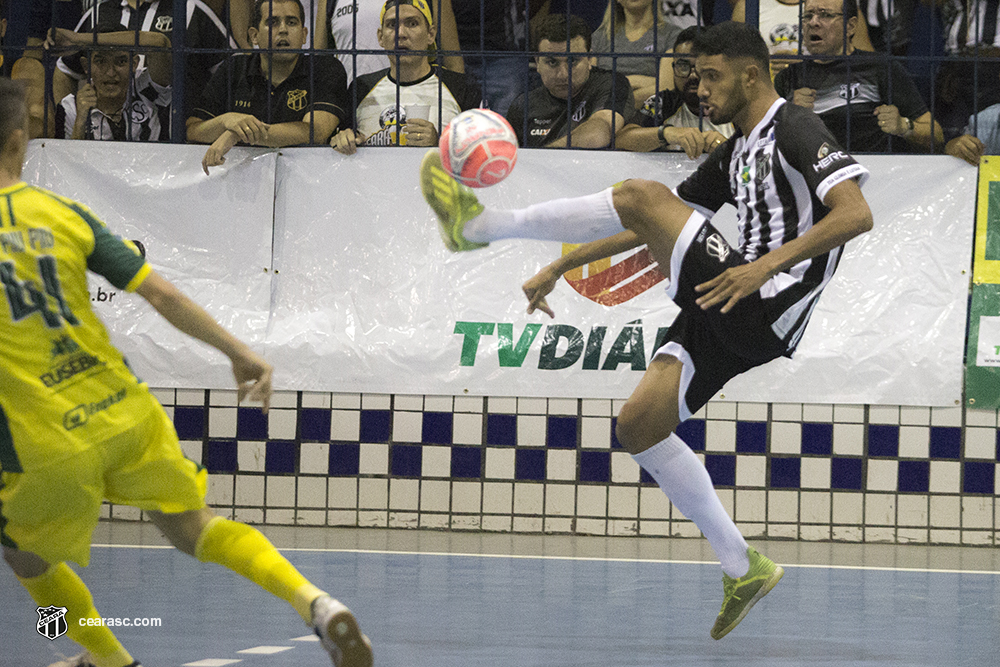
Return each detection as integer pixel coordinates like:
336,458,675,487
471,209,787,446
330,0,479,154
591,0,680,107
616,26,734,156
733,0,871,77
945,67,1000,165
774,0,941,152
506,14,634,148
935,0,1000,140
11,1,84,138
46,28,172,141
188,0,348,173
314,0,464,83
453,0,528,116
55,0,236,119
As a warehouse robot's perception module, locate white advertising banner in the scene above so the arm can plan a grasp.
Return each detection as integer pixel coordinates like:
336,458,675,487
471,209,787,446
24,140,275,388
273,149,974,406
23,142,974,405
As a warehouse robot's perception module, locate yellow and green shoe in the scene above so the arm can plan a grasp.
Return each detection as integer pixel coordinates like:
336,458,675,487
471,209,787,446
710,547,784,640
419,148,488,252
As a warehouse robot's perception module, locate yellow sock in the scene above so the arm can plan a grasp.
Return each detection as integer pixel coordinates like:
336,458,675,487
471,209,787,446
17,563,135,667
194,516,325,623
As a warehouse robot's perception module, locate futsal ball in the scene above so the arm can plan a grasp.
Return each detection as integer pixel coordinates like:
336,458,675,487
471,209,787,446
439,109,518,188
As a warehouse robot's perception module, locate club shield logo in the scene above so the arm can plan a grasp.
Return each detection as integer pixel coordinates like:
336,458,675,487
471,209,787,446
36,606,68,640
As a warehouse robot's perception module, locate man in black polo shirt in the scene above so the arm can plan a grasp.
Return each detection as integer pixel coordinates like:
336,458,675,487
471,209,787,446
773,0,942,152
187,0,348,174
505,14,633,149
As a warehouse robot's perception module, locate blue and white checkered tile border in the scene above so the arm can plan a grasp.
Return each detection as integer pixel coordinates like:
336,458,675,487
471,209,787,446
99,389,1000,546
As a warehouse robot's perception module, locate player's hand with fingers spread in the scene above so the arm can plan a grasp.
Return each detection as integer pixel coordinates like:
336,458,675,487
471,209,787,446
662,126,706,159
230,347,274,414
791,88,816,110
695,261,773,314
404,118,438,147
946,134,985,166
331,128,366,155
522,266,559,318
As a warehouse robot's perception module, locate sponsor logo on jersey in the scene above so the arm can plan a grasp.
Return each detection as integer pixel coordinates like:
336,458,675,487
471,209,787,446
62,389,127,430
705,233,731,262
817,142,830,159
571,101,588,123
287,89,307,112
813,150,848,172
40,353,103,388
529,128,550,137
740,165,751,184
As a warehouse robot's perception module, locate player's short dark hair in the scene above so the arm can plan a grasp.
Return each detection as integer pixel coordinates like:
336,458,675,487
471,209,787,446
691,21,769,74
252,0,306,28
532,14,592,52
0,78,27,151
673,26,705,50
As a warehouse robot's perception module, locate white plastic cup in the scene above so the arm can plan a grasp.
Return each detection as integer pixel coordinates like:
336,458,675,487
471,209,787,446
405,104,430,121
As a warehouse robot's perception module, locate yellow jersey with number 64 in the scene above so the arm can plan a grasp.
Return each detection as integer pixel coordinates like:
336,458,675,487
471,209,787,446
0,182,156,474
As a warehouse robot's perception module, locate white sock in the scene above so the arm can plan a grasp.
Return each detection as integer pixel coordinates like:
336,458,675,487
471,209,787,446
463,187,622,243
632,433,750,578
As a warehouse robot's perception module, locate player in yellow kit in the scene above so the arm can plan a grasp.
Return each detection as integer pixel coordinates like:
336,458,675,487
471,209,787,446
0,78,373,667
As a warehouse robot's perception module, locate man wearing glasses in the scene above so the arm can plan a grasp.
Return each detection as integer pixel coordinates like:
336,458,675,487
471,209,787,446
774,0,942,152
617,27,735,157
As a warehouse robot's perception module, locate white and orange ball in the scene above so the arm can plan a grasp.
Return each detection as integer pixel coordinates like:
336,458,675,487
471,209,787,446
439,108,518,188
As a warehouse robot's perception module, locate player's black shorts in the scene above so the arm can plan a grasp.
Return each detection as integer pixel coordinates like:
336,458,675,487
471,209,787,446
653,212,790,420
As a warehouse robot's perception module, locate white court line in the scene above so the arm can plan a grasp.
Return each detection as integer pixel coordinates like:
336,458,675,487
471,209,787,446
91,543,1000,576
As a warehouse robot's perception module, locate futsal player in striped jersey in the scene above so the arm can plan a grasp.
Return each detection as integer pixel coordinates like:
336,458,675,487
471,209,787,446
423,21,873,641
0,79,372,667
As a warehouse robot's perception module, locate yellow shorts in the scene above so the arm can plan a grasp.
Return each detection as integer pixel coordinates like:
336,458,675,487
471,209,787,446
0,405,206,567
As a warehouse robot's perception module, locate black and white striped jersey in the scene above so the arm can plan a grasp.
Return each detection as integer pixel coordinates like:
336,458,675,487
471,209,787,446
676,98,869,351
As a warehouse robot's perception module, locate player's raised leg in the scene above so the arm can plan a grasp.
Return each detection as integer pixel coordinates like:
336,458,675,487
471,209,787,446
148,508,373,667
422,149,694,253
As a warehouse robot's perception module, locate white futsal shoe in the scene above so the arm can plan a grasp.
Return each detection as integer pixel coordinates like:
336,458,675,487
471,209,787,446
311,595,373,667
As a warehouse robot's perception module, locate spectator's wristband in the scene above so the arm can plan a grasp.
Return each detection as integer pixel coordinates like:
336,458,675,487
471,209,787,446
902,117,915,138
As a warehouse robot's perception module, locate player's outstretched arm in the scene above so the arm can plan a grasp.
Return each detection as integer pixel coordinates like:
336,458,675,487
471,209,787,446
695,178,873,313
135,270,273,412
523,230,643,317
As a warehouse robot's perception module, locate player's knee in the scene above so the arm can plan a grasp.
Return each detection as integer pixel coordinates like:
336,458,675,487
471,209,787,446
612,179,678,231
616,400,679,454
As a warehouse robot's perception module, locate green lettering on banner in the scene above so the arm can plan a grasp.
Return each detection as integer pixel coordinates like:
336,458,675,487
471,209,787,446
602,324,647,371
497,323,542,367
988,182,1000,260
453,321,495,366
538,324,584,370
582,327,607,370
